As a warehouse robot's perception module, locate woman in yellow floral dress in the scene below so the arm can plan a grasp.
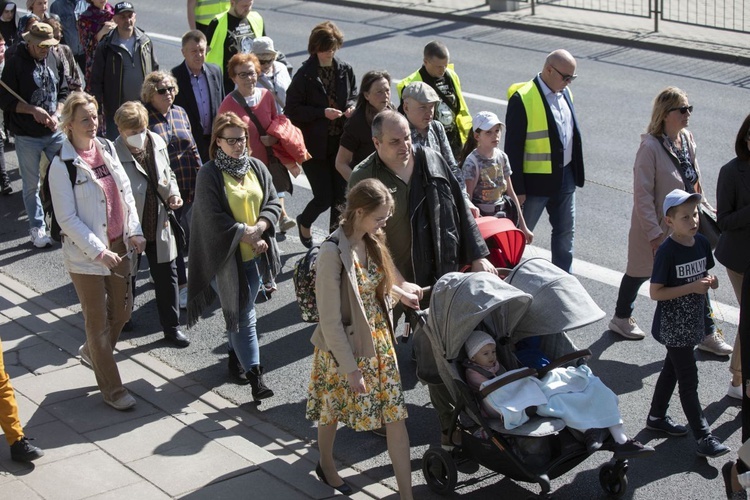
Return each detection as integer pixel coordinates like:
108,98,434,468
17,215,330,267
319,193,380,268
306,179,421,499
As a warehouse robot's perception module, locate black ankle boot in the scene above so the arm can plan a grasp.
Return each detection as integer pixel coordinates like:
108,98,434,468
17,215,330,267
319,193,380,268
228,350,248,384
246,365,274,400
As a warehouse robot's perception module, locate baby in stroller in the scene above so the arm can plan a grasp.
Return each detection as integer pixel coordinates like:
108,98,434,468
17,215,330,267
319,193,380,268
463,330,654,460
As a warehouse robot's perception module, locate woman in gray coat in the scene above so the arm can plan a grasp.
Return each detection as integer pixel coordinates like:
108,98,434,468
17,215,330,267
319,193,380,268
608,87,730,357
115,101,189,348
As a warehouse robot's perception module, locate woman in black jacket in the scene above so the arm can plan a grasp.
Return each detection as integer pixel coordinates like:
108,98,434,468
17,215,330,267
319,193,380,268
285,20,357,247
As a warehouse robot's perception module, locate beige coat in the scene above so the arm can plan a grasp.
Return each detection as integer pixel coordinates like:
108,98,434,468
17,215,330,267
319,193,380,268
626,131,706,277
310,227,396,375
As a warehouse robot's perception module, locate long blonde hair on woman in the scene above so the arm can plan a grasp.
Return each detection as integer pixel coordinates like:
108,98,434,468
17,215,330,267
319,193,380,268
339,178,397,304
647,86,689,137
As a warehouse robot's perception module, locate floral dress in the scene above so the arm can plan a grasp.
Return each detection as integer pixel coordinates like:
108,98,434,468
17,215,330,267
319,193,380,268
306,254,408,431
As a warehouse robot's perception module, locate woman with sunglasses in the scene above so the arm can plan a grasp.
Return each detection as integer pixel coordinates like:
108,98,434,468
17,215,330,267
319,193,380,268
187,111,280,399
49,92,145,410
142,71,202,310
115,100,189,348
608,87,729,353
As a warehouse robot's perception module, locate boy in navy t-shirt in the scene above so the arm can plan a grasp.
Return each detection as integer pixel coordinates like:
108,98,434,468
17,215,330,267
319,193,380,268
645,189,729,458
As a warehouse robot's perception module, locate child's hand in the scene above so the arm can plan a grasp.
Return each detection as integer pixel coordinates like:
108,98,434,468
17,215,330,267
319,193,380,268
691,277,712,295
709,275,719,289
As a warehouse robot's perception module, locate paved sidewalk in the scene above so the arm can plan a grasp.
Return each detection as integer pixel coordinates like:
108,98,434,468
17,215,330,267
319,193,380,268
317,0,750,64
0,272,394,499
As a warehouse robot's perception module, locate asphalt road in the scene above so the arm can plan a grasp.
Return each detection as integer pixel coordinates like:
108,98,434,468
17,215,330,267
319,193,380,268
2,1,749,498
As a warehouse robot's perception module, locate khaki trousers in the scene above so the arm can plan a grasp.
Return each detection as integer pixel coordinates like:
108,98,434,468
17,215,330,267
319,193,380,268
70,238,132,403
728,267,744,377
0,337,24,445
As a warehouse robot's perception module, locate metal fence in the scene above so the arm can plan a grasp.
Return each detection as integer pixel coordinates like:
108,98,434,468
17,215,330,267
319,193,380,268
530,0,749,32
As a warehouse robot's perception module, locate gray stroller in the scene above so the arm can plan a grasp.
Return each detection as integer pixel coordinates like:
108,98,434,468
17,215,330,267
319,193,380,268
413,258,631,498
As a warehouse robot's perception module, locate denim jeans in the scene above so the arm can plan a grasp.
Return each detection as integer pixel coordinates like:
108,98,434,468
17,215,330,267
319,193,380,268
649,345,711,441
15,132,64,230
228,258,262,372
521,165,576,273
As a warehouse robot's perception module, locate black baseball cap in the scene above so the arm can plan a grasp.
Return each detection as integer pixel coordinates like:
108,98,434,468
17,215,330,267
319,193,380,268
114,2,135,15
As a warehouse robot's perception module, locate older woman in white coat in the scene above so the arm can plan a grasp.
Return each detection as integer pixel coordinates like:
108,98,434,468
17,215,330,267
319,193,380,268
608,87,730,355
49,92,145,411
115,101,189,348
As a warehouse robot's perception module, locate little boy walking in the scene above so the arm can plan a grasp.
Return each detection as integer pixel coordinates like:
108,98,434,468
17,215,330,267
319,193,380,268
645,189,730,458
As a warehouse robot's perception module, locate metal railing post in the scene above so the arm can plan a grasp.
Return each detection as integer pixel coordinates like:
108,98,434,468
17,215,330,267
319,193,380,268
653,0,660,32
531,0,535,16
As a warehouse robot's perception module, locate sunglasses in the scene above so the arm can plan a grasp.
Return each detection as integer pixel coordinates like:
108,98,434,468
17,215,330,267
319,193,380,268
669,105,693,114
550,65,577,83
258,58,274,65
219,136,247,146
156,87,175,95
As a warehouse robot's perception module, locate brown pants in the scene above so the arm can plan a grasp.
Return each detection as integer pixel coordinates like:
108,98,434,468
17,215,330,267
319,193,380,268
70,238,132,403
728,267,744,378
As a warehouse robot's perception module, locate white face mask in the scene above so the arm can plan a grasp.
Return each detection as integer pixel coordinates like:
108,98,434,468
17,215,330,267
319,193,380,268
126,130,147,150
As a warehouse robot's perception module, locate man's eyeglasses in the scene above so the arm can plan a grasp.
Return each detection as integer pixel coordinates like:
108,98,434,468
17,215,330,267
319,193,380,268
669,105,693,114
550,65,577,83
219,136,247,146
156,87,176,95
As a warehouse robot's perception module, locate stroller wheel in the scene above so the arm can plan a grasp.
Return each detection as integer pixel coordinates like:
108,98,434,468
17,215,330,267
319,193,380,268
422,447,458,495
599,463,628,498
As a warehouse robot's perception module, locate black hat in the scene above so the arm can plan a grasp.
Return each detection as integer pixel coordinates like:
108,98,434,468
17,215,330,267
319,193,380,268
114,2,135,15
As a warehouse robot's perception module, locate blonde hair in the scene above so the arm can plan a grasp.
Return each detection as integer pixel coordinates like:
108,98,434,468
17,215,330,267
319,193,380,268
209,112,249,160
141,71,179,103
60,92,98,139
339,178,397,303
114,101,148,131
647,86,689,137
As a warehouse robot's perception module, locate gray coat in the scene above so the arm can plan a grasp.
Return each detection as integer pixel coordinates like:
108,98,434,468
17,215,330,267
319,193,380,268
187,158,281,331
117,131,179,264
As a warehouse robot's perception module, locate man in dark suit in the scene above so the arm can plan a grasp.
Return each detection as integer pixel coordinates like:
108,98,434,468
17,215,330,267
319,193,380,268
171,30,223,162
505,49,584,274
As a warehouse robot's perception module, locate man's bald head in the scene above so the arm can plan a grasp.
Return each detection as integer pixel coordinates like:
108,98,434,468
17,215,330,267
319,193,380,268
541,49,577,93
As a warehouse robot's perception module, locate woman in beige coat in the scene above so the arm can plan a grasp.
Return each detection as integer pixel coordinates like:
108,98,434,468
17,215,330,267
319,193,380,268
306,179,420,499
608,87,730,355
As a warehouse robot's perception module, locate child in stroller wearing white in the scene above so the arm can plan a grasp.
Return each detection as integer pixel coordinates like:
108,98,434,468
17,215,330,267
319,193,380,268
463,330,654,460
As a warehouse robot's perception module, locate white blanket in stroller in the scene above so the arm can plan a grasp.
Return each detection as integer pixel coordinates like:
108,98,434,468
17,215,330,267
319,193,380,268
481,365,623,431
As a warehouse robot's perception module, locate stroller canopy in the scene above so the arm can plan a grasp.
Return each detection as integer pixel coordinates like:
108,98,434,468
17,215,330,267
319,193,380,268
506,258,606,340
426,272,533,360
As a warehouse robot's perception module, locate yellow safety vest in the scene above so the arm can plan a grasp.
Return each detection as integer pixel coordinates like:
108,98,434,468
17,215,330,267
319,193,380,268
507,80,563,175
195,0,230,27
398,65,472,145
205,10,264,74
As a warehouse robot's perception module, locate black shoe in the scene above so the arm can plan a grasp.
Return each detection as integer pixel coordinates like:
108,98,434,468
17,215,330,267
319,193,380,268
164,330,190,348
228,350,248,384
315,462,353,495
1,181,11,195
584,428,610,453
646,415,689,436
10,437,44,462
697,435,731,458
296,216,313,249
612,439,655,459
246,365,274,400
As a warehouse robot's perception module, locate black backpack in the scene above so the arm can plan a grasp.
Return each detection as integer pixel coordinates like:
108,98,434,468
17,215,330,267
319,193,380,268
41,138,113,242
292,236,338,323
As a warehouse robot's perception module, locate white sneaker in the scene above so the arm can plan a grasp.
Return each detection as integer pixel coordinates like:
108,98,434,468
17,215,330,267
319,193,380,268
608,315,645,340
728,381,743,400
697,332,733,356
30,227,51,248
179,287,188,309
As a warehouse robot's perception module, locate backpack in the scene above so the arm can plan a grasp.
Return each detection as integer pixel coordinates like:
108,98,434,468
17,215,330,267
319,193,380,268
41,138,113,242
293,236,338,323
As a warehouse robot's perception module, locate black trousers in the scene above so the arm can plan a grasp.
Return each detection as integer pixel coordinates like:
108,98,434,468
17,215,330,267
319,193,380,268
133,242,179,336
649,345,711,441
298,135,346,233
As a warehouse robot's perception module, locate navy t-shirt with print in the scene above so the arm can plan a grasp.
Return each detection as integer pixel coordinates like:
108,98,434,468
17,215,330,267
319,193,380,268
650,234,714,347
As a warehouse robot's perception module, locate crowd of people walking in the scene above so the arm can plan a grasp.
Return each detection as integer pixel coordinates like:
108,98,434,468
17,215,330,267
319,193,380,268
0,1,748,499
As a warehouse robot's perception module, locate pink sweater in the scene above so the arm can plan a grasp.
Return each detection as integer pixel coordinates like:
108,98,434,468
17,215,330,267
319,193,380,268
77,145,123,243
218,89,278,166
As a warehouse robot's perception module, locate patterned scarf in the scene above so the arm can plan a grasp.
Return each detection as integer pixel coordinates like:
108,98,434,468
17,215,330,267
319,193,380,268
215,148,252,178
